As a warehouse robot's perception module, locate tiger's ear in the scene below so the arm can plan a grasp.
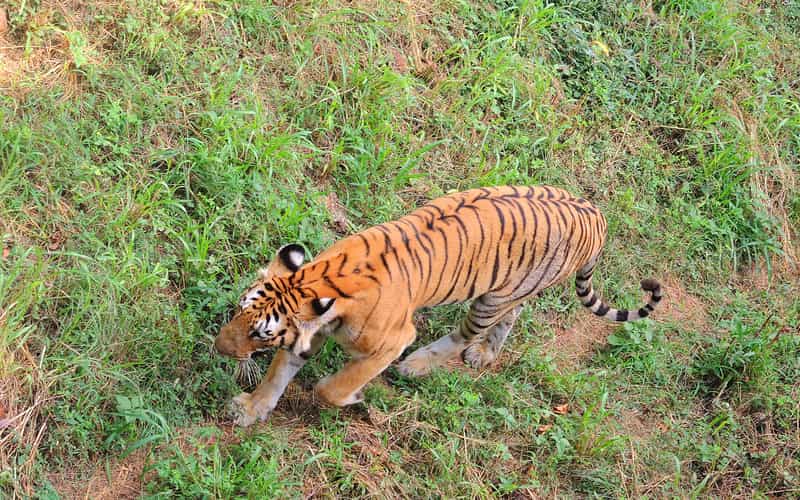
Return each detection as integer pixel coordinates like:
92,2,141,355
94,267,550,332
258,244,307,280
295,297,336,322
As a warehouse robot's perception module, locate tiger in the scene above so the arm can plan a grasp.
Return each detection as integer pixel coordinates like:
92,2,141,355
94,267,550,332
214,185,662,426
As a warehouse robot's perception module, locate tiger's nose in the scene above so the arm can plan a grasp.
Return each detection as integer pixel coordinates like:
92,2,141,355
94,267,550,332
214,325,235,357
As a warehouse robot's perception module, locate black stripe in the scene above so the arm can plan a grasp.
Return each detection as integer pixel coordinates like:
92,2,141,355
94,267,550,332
460,322,480,339
357,234,371,257
585,294,598,307
595,304,610,316
488,201,506,289
323,276,352,298
637,307,650,318
497,199,519,287
395,221,425,284
427,203,446,218
357,288,382,336
392,247,413,300
616,310,628,321
440,215,469,304
283,291,299,310
505,200,518,259
576,287,591,297
379,253,393,281
458,205,485,300
426,227,450,303
493,204,550,300
336,253,348,276
651,294,662,302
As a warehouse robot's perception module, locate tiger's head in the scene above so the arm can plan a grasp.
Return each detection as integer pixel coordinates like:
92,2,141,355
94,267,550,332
214,244,335,363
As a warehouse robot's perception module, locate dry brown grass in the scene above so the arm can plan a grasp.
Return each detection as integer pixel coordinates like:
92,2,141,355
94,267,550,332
726,95,800,274
0,1,100,98
47,449,147,500
0,343,52,497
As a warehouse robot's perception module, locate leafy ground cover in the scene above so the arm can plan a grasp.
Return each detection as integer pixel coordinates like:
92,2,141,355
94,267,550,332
1,0,798,497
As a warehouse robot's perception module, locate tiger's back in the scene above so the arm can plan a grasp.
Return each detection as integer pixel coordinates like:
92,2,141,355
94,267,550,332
321,185,606,309
372,186,606,307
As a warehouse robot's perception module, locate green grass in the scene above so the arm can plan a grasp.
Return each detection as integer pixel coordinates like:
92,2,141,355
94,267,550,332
1,0,798,497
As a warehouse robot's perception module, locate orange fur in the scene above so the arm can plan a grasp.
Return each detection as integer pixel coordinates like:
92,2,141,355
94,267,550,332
215,186,662,425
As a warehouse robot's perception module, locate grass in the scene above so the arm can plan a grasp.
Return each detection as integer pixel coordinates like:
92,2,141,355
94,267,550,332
1,0,798,497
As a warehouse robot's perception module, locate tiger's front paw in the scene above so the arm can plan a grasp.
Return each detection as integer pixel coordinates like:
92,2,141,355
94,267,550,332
228,392,272,427
314,377,365,407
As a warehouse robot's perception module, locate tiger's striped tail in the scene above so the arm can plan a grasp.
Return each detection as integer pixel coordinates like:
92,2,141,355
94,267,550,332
575,267,662,322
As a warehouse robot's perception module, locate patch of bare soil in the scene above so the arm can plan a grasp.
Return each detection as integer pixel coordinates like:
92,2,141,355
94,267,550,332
617,407,659,442
546,312,617,367
656,275,709,330
47,450,147,500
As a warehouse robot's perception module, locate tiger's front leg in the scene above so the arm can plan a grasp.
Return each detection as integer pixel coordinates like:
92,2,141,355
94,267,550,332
230,336,325,427
314,323,415,407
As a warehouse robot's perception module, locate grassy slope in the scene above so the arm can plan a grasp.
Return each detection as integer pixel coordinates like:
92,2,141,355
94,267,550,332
1,0,799,497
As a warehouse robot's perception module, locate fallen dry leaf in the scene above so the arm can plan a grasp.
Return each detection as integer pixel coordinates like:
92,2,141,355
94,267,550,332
2,246,9,260
0,403,8,430
391,48,409,73
553,403,569,415
48,231,65,251
0,8,8,35
537,424,553,434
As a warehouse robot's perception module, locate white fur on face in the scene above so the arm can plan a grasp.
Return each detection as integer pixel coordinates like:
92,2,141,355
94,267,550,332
252,315,280,339
240,288,263,309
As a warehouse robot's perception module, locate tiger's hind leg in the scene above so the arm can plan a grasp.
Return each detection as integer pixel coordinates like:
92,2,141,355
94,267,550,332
461,304,522,370
397,296,518,377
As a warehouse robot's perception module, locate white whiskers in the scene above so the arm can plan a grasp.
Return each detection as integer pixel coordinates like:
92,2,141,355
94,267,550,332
234,358,262,388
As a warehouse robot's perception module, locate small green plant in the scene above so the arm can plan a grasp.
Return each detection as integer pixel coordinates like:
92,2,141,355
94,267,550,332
607,320,656,352
693,317,775,397
147,428,300,497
